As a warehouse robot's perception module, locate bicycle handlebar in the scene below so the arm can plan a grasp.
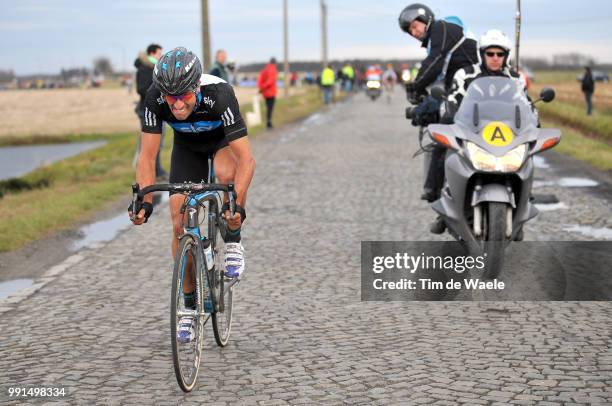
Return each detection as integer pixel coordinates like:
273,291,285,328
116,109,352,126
130,182,237,222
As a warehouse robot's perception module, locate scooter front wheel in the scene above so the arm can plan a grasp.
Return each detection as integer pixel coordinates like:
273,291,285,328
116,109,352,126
483,202,507,279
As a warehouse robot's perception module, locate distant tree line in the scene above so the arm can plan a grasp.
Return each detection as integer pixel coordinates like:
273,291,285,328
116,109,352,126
0,69,15,83
241,53,609,73
522,53,606,70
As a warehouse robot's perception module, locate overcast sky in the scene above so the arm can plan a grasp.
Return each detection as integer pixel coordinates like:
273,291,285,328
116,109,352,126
3,0,612,75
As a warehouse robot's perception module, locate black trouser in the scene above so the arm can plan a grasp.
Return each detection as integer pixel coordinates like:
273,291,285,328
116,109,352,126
265,97,275,126
424,145,446,199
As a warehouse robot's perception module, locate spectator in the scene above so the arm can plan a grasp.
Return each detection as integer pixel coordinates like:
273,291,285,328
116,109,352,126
134,43,167,178
257,57,278,129
226,61,237,86
581,66,595,116
290,71,298,87
320,64,335,104
341,63,355,92
209,49,229,82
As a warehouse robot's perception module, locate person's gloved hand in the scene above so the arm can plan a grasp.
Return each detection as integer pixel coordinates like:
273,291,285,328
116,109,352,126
405,83,418,103
128,200,153,225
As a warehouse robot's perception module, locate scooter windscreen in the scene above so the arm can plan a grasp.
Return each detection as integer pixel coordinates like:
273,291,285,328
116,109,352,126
453,77,539,155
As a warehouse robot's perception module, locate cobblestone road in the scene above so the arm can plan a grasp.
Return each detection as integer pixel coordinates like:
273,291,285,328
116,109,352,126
1,90,611,405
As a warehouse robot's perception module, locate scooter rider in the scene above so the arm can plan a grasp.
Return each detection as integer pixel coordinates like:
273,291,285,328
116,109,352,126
398,3,478,233
447,29,526,111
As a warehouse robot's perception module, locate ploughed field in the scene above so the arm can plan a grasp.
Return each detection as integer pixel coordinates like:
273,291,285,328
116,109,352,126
530,70,612,110
0,87,267,138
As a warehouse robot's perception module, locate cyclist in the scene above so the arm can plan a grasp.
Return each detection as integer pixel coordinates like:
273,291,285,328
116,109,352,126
382,63,398,93
129,47,256,343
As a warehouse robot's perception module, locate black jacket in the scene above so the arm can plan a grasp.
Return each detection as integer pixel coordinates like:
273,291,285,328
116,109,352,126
413,20,478,94
581,71,595,93
134,53,156,103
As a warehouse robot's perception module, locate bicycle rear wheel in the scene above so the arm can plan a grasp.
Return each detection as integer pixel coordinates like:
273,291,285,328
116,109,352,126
171,235,204,392
211,222,234,347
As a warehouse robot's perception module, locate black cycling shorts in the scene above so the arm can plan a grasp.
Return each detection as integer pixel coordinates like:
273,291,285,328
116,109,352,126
169,135,229,194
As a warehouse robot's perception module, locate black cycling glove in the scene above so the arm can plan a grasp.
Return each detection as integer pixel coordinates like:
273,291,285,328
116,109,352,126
128,201,153,222
221,202,246,224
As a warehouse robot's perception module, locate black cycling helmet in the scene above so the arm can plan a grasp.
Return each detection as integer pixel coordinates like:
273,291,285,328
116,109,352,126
399,3,434,34
153,47,202,95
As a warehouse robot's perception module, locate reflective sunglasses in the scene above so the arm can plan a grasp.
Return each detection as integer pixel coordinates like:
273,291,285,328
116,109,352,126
164,91,196,105
485,51,506,58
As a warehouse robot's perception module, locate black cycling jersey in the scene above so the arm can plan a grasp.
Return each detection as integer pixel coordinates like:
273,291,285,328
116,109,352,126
141,74,247,145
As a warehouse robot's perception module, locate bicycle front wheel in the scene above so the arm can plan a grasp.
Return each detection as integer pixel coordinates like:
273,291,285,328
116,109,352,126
171,235,204,392
211,225,234,347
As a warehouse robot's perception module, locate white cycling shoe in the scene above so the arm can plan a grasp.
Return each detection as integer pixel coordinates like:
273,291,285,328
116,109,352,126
224,242,245,278
176,315,195,344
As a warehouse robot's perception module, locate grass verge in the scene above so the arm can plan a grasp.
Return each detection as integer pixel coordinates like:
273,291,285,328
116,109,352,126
537,100,612,143
0,88,324,252
245,87,326,133
542,118,612,171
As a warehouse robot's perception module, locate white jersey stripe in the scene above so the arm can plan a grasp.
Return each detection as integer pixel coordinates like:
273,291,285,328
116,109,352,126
226,107,235,124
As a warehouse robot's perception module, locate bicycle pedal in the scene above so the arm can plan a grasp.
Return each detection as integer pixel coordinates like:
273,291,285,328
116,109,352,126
224,275,241,286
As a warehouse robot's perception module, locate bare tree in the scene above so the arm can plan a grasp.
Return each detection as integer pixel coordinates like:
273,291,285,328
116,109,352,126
93,57,114,75
552,53,596,68
0,69,15,83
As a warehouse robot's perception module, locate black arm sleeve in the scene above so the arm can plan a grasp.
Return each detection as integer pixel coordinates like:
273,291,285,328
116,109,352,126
141,85,163,134
413,22,447,94
212,85,248,142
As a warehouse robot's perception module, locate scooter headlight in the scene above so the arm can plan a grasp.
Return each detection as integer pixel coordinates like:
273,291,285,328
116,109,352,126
366,80,381,89
466,142,527,172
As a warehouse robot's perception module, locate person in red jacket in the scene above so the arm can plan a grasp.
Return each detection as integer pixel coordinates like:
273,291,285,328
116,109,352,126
257,57,278,129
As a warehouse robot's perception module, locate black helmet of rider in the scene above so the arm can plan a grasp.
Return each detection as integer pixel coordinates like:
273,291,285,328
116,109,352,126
398,3,435,34
153,47,202,95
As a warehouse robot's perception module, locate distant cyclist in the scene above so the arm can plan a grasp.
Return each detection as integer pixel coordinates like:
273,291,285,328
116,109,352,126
129,47,256,342
382,63,398,93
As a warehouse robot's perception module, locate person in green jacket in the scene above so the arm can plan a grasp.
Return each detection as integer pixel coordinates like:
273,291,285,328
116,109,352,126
321,64,335,104
341,63,355,92
209,49,229,82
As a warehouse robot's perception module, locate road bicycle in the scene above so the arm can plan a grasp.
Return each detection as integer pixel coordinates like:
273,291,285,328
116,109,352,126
130,180,239,392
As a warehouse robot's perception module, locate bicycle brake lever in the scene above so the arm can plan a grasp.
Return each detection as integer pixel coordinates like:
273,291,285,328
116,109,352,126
130,183,140,221
228,184,236,219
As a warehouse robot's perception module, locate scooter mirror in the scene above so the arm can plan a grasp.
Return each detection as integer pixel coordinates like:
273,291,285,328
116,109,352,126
540,88,555,103
430,85,446,101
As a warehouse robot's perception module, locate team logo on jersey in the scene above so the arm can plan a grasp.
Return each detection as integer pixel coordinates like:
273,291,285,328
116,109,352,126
202,96,216,108
482,121,513,147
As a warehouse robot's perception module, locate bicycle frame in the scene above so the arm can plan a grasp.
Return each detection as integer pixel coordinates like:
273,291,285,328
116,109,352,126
178,190,239,317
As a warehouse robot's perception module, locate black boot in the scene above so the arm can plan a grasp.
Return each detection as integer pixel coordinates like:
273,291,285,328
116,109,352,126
429,216,446,234
421,188,437,202
514,227,524,241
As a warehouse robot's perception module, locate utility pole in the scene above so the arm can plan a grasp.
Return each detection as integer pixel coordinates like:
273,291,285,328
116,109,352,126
320,0,328,69
201,0,211,71
283,0,289,97
515,0,521,70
